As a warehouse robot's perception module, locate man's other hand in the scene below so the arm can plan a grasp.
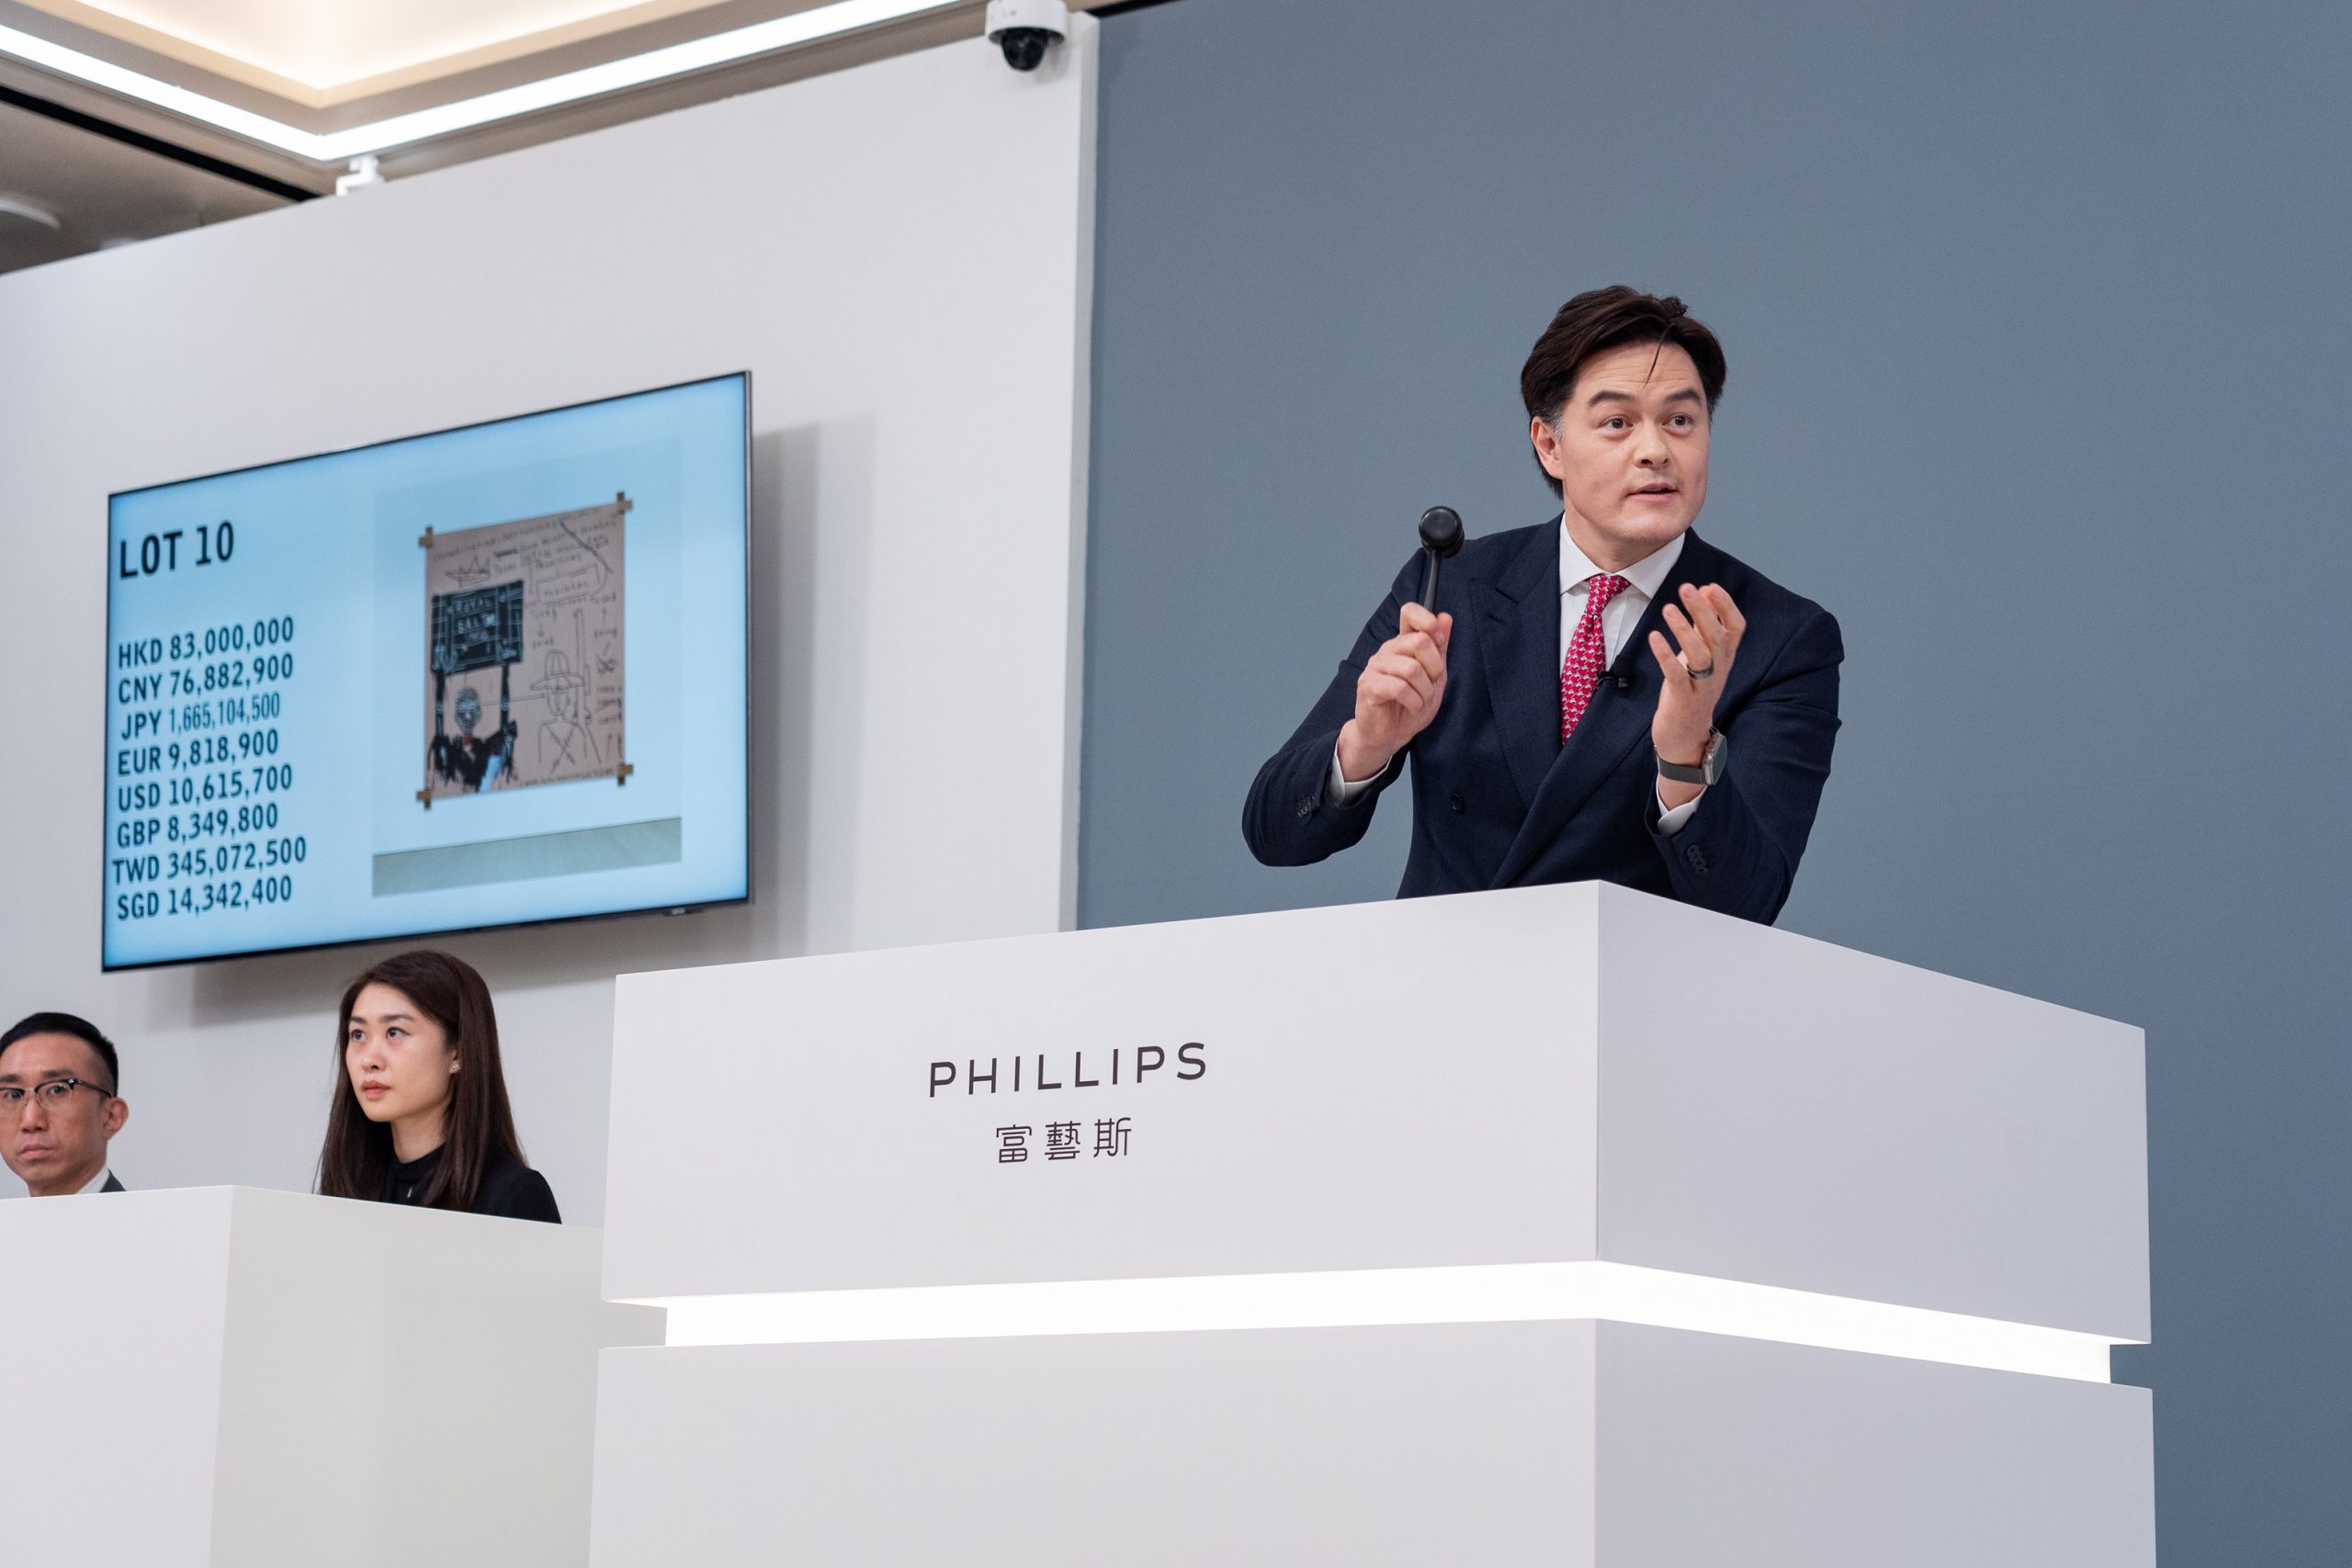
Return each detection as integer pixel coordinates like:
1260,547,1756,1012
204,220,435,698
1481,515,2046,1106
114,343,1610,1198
1338,603,1453,783
1648,581,1745,807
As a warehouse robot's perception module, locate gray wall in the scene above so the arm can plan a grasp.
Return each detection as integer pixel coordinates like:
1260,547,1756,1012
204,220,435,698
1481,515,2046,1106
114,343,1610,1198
1080,0,2351,1561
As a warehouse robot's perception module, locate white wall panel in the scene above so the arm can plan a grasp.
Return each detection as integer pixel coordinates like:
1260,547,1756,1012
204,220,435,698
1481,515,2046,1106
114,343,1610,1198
0,25,1097,1221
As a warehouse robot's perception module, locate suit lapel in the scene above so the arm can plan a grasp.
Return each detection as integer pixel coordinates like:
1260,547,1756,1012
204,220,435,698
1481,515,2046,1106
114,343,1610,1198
1472,524,1566,811
1492,532,1716,886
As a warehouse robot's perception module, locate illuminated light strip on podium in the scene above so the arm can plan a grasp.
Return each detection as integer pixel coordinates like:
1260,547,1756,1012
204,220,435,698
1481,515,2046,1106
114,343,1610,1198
0,0,964,162
637,1260,2129,1382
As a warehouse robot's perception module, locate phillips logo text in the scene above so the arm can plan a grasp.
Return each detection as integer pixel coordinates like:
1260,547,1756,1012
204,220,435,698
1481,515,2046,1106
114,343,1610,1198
929,1043,1206,1098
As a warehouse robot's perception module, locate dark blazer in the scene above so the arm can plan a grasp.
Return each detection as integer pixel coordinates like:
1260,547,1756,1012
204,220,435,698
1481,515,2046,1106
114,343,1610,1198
1244,523,1842,924
382,1145,561,1224
100,1172,124,1193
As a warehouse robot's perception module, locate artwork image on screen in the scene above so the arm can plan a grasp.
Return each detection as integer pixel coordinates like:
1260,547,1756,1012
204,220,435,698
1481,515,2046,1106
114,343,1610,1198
103,373,751,969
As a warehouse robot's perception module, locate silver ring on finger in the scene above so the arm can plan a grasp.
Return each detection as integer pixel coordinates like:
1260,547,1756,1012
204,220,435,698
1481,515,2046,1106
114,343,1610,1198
1682,660,1714,681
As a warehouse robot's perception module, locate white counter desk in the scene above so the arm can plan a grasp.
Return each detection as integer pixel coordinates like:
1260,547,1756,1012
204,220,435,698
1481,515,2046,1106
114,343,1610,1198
590,881,2154,1565
1,1185,660,1568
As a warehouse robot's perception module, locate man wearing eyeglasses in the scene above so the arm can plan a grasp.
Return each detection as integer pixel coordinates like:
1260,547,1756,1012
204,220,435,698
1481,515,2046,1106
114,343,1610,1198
0,1012,129,1197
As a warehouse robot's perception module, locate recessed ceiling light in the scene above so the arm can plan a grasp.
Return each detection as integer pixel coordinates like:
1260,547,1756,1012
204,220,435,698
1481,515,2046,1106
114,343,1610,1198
0,0,965,165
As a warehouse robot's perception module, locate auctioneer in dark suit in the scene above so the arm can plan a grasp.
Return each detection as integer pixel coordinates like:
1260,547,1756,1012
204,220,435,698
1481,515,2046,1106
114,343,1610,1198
1244,523,1841,924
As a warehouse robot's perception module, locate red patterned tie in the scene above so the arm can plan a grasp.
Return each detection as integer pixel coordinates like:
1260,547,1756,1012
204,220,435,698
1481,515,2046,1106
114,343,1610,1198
1560,573,1629,741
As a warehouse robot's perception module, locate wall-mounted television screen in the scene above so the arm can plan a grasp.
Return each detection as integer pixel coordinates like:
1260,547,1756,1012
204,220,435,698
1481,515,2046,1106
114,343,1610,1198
103,373,751,970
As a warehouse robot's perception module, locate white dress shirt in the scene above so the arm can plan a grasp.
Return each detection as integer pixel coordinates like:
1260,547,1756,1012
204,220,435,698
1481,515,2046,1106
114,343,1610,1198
75,1165,116,1194
1329,520,1703,834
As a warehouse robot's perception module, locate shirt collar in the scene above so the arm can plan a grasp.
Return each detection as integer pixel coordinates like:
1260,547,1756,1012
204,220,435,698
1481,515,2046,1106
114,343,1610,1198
76,1166,113,1195
1559,519,1685,604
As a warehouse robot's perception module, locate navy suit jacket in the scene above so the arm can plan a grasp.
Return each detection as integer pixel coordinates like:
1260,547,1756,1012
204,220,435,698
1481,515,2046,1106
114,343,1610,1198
1244,523,1842,925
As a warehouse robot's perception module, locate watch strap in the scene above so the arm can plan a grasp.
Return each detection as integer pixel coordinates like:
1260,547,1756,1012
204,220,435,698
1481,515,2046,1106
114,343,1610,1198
1656,729,1724,786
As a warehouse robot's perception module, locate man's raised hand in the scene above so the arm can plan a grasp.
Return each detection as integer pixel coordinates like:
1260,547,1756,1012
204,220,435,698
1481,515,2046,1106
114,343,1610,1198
1337,603,1452,783
1647,582,1745,798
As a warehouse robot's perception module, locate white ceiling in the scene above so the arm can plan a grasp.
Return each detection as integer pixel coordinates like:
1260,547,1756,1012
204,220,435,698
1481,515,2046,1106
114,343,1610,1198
26,0,738,96
0,0,1128,215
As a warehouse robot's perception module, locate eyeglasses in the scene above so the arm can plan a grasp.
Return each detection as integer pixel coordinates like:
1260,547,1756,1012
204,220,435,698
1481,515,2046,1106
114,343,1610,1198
0,1077,116,1116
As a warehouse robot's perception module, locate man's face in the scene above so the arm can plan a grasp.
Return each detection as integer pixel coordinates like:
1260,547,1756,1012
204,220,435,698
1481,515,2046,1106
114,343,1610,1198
454,687,481,737
1532,339,1711,570
0,1033,126,1197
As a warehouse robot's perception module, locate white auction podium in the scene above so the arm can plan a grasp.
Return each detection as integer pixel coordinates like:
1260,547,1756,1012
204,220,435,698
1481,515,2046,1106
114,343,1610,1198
590,881,2154,1565
0,1186,662,1568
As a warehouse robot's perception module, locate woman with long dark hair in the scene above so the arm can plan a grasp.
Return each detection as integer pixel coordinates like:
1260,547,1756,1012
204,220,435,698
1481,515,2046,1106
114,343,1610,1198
316,949,560,1223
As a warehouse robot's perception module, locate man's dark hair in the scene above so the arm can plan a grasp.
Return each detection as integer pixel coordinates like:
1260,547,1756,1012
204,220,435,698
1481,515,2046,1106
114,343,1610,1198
1520,286,1728,497
0,1012,120,1094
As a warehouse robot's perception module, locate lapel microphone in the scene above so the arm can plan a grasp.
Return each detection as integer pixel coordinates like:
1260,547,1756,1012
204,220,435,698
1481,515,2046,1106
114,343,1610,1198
1416,506,1464,607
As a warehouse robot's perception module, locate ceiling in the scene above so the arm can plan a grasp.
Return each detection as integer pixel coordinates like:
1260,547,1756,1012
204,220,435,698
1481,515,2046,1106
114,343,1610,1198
0,1,1004,179
20,0,747,102
0,93,292,273
0,0,1139,276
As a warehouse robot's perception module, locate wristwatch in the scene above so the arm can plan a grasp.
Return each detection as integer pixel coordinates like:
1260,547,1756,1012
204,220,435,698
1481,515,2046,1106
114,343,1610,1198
1656,728,1726,787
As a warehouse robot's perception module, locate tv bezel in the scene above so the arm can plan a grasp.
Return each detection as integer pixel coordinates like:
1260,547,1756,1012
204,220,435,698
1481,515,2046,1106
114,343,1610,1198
99,370,754,972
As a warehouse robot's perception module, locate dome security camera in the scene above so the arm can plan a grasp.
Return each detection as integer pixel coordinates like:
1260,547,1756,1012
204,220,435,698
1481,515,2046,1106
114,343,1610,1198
986,0,1069,72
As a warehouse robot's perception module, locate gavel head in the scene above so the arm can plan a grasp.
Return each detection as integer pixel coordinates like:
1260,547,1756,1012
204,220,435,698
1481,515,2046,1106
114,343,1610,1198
1418,505,1464,559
